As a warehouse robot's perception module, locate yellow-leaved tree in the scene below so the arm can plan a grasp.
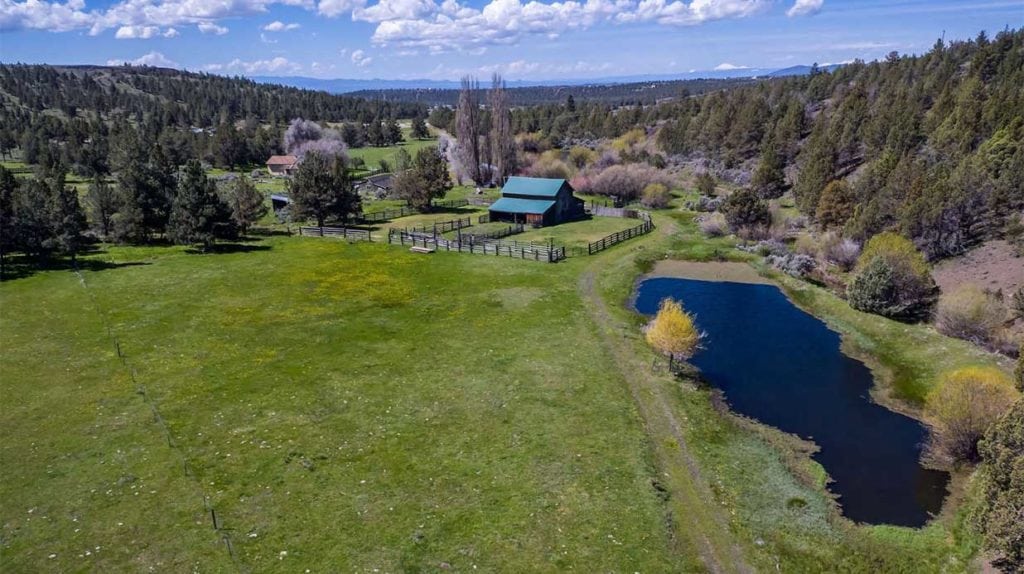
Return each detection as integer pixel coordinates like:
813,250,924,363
925,366,1020,465
645,298,702,371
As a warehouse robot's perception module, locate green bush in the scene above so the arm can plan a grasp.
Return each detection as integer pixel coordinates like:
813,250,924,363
721,188,769,232
847,232,938,321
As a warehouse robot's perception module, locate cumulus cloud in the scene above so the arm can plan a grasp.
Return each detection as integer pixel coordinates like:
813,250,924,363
713,62,748,70
262,19,300,30
1,0,785,50
106,51,180,67
350,49,373,67
197,21,228,34
115,24,159,38
0,0,93,32
206,56,301,74
786,0,822,17
163,26,179,36
318,0,366,17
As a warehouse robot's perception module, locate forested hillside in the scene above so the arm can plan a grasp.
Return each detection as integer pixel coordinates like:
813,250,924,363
0,64,425,173
511,29,1024,260
352,77,751,106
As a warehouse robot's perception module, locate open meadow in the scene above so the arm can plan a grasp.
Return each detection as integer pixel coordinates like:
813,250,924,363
1,201,1012,571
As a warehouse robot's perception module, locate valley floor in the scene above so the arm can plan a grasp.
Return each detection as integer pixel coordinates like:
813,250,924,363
0,210,1009,572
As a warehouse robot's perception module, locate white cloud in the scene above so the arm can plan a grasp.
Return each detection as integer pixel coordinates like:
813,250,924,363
163,26,179,37
197,21,228,34
786,0,822,17
262,19,300,30
318,0,366,17
115,24,159,38
351,49,373,67
206,56,301,74
713,62,748,70
106,51,180,67
424,58,613,80
0,0,93,32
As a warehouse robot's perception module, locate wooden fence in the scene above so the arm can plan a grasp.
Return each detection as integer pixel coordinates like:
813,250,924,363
432,199,470,209
477,214,490,224
405,216,472,235
357,205,417,223
388,229,565,262
586,218,654,255
459,223,524,242
298,226,373,241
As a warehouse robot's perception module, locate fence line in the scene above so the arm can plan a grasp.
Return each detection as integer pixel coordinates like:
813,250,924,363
357,205,417,223
298,226,373,241
388,229,565,262
405,216,472,235
459,223,524,242
587,218,655,255
432,198,470,209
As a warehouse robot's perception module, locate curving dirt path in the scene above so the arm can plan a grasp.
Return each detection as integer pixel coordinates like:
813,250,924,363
578,249,753,573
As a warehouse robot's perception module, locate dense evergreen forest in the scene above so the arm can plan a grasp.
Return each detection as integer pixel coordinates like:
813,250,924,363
351,77,751,106
0,64,426,173
505,29,1024,260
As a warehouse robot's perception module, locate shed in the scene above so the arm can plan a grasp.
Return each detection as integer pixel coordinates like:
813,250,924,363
266,155,298,176
488,177,584,227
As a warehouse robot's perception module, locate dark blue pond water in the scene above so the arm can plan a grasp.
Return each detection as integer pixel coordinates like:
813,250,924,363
634,277,949,527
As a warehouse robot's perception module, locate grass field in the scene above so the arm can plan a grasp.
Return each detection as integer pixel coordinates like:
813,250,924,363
0,237,680,572
0,194,1010,572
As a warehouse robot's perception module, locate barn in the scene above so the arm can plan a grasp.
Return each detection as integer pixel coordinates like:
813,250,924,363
488,177,585,227
266,155,298,176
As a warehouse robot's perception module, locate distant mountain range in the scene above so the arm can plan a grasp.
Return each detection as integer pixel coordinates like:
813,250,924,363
251,64,843,94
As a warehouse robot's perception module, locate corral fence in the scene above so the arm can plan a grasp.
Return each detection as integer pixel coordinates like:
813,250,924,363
432,199,470,209
298,226,373,241
459,223,524,242
388,229,565,263
468,197,495,207
478,214,490,224
586,218,654,255
405,216,473,235
355,199,469,223
357,205,418,223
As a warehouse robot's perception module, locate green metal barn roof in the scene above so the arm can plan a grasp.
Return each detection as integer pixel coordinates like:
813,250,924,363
489,197,555,214
500,177,567,198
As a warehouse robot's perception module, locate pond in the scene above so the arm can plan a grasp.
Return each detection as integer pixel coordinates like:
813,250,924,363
634,277,949,527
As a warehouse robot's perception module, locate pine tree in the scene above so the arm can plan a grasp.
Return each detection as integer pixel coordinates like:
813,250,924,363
793,119,836,214
168,160,234,250
85,176,118,238
410,114,430,139
751,132,787,199
288,152,360,226
815,180,856,229
223,175,267,234
45,172,87,260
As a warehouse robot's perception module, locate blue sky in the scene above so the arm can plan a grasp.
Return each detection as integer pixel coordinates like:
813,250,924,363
1,0,1021,80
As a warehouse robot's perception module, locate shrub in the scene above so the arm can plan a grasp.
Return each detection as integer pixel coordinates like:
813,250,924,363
847,232,938,321
641,183,672,209
767,253,817,278
525,151,571,179
973,401,1024,571
924,366,1019,465
698,214,727,237
934,285,1007,346
568,146,596,170
822,236,861,272
695,172,716,196
721,188,770,232
590,164,667,202
1011,287,1024,318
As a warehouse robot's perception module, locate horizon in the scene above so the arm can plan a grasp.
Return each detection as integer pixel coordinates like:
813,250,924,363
1,0,1021,82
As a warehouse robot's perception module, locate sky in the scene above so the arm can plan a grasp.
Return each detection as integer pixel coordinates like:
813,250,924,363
0,0,1021,80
